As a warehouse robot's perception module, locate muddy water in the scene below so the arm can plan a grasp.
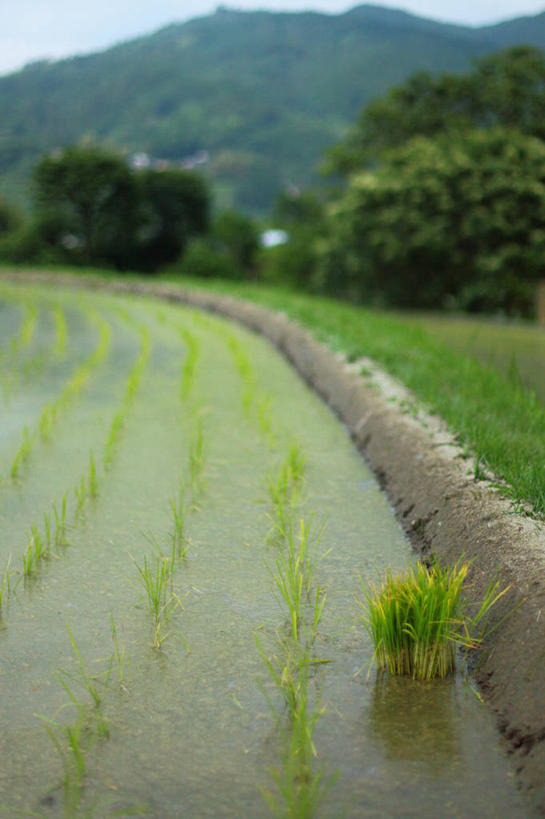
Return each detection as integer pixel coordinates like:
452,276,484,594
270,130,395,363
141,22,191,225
0,283,525,817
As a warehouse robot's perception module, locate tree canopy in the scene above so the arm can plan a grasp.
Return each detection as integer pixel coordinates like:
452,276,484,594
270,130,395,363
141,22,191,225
31,145,210,271
322,127,545,313
326,47,545,175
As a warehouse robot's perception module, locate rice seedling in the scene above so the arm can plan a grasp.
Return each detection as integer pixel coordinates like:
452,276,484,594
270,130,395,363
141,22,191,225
40,712,88,814
169,485,188,558
361,560,511,681
88,451,99,499
74,475,87,519
109,613,130,691
188,419,207,496
53,494,68,548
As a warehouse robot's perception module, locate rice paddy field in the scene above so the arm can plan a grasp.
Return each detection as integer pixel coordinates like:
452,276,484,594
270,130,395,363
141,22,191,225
0,281,527,817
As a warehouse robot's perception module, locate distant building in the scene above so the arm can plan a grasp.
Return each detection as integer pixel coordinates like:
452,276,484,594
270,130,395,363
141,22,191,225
260,229,288,248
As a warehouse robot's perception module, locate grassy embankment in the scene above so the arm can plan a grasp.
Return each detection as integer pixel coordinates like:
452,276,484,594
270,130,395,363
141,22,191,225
3,266,545,518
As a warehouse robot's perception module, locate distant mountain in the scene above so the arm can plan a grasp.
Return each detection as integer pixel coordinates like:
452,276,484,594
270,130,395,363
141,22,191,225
1,4,544,213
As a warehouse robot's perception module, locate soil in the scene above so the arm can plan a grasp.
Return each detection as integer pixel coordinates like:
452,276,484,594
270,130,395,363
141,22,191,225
5,270,545,814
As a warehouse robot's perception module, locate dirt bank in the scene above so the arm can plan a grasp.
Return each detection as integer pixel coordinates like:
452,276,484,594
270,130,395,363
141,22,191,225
5,271,545,813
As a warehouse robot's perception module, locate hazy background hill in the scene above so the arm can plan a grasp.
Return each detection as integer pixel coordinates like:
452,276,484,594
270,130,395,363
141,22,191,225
1,3,545,212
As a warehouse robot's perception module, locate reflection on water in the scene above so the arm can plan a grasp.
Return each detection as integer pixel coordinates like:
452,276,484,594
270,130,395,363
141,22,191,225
368,672,458,769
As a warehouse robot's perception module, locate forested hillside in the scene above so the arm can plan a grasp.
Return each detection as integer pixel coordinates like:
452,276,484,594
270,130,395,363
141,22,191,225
1,3,544,211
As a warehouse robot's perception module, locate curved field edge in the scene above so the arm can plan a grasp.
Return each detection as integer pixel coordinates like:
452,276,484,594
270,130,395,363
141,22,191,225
2,269,545,811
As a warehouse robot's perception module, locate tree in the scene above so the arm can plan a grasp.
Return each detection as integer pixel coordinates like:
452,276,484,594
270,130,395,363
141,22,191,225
212,210,259,276
322,128,545,313
32,145,210,271
33,145,138,267
326,47,545,176
135,169,210,270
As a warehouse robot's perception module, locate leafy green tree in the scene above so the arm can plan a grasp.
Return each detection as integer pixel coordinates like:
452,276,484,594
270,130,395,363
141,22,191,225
135,169,210,270
0,199,21,235
326,47,545,175
323,128,545,313
33,145,138,267
265,191,325,288
212,210,259,276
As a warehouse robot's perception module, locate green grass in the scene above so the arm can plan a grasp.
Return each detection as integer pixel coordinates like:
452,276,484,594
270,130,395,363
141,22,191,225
361,561,509,681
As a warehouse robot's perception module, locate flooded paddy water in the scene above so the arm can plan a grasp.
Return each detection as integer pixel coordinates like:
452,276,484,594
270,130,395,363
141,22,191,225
0,282,526,816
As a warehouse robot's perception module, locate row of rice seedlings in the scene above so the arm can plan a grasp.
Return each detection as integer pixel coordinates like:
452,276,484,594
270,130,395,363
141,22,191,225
266,440,307,543
227,332,279,447
0,299,66,400
37,622,128,813
360,560,511,681
103,320,150,470
257,518,333,817
38,310,111,444
8,310,110,481
8,315,150,596
177,325,200,401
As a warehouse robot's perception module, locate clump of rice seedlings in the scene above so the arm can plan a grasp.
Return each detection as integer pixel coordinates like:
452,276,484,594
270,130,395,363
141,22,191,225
256,395,276,447
267,441,307,542
103,410,124,469
22,523,49,576
132,554,185,650
11,301,38,354
361,560,510,681
272,520,326,647
87,451,99,499
10,426,35,479
74,475,87,519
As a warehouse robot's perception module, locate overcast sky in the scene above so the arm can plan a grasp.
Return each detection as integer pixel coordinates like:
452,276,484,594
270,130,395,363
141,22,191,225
1,0,544,76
